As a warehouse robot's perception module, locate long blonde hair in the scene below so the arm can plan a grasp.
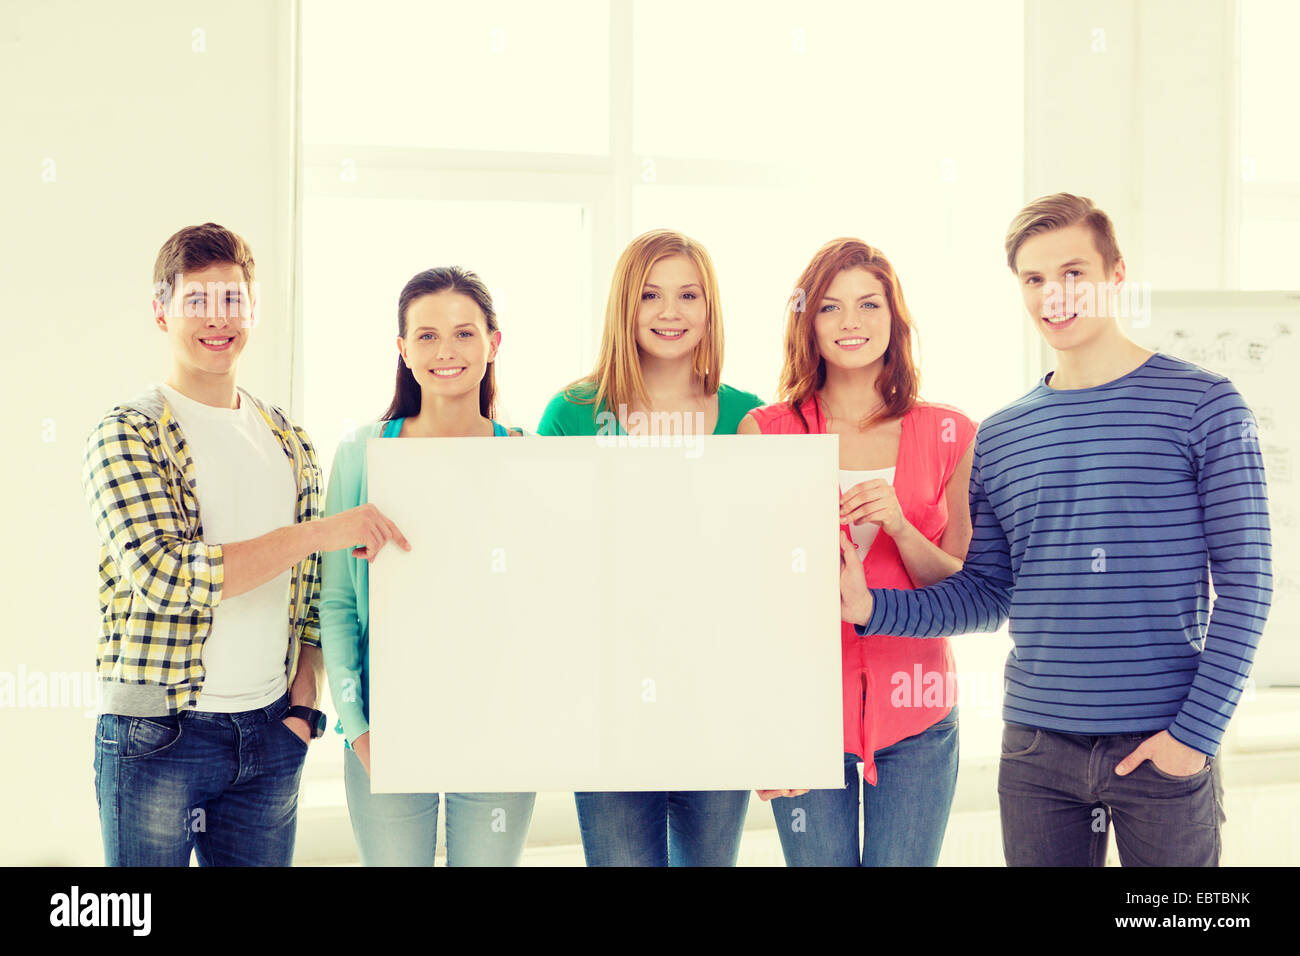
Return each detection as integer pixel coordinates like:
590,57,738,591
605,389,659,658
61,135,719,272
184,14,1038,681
565,229,724,413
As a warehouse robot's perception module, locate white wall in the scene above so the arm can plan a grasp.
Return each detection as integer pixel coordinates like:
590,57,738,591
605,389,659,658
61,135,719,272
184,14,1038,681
0,0,296,865
2,0,1294,868
1023,0,1241,375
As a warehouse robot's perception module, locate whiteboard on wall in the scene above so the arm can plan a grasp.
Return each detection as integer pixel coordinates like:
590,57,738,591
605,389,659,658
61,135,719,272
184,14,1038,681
1131,291,1300,685
366,435,845,793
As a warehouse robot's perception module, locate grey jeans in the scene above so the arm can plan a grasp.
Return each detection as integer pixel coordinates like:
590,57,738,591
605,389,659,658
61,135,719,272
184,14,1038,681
997,722,1225,866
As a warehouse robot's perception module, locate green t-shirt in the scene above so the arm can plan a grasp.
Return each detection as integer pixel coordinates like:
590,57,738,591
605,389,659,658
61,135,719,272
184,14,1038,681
536,381,765,436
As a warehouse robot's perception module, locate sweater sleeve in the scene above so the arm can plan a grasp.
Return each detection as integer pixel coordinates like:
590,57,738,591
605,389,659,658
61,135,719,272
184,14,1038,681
855,433,1014,637
1167,380,1273,757
320,437,370,745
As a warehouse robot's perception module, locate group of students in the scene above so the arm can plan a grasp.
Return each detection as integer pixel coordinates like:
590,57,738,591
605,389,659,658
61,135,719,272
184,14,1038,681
81,191,1272,867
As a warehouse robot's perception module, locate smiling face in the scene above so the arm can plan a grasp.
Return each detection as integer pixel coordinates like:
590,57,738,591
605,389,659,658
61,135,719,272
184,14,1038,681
154,261,255,387
634,254,708,363
813,267,892,372
397,290,500,402
1015,222,1126,352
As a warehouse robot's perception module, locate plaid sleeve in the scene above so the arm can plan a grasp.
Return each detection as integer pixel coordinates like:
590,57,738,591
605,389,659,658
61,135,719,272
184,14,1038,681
81,414,224,615
293,422,323,648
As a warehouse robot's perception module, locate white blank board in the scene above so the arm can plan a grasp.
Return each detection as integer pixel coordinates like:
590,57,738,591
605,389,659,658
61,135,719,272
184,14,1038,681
366,435,845,793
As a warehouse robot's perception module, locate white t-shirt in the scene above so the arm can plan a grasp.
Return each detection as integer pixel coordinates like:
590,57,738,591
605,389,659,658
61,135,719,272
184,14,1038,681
159,383,297,713
840,466,897,563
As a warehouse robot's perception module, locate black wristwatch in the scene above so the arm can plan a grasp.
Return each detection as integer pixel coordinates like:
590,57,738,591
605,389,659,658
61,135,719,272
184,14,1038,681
286,706,328,739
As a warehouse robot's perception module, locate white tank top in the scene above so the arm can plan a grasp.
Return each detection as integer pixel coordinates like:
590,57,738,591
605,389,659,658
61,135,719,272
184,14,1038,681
840,466,897,563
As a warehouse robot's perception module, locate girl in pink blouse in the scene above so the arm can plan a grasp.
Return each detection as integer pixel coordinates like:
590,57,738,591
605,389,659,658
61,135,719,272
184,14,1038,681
738,238,976,866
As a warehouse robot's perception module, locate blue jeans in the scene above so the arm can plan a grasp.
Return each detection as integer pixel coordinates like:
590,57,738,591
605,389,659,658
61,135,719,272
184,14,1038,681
574,789,750,866
343,745,536,866
94,693,307,866
998,723,1226,866
770,707,959,866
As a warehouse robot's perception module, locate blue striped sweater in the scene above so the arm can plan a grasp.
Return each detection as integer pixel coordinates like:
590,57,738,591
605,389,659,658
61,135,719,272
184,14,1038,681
856,352,1273,756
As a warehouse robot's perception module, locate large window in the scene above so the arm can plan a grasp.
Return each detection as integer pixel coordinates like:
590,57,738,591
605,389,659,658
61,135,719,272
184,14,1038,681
294,2,1298,856
301,0,1027,440
301,196,592,462
1239,0,1300,289
299,0,1027,774
303,1,610,155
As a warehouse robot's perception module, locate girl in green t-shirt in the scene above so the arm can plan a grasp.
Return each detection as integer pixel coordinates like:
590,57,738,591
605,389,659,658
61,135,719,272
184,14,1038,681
537,229,763,866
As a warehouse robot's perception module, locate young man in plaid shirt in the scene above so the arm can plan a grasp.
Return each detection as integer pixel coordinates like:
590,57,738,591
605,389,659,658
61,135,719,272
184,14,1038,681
81,223,408,866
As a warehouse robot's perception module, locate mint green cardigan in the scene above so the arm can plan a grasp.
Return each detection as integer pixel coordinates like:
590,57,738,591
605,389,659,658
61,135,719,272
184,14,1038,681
320,416,513,746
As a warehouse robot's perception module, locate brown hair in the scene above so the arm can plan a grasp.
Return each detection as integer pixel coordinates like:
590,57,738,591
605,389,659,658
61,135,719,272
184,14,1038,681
383,266,500,422
1004,193,1122,273
777,238,920,434
152,223,255,307
565,229,724,414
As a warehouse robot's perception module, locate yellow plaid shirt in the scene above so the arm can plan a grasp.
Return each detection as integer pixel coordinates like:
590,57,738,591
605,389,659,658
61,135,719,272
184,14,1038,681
81,384,322,716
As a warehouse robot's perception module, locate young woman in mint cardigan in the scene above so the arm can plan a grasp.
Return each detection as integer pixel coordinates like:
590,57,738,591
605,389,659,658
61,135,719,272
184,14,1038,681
321,266,535,866
537,229,764,865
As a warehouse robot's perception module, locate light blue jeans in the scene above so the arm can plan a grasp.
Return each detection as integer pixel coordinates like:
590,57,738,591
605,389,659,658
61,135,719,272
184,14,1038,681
343,745,536,866
770,706,959,866
574,789,750,866
95,693,307,866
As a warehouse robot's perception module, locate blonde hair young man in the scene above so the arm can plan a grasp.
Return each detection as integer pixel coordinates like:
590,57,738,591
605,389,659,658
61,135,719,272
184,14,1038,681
840,194,1272,866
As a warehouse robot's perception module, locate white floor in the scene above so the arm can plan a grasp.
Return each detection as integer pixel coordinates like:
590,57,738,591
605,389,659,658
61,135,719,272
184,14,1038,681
302,778,1300,867
297,686,1300,867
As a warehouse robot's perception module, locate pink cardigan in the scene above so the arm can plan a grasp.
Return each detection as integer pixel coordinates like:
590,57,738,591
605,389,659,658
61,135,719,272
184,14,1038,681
749,395,977,785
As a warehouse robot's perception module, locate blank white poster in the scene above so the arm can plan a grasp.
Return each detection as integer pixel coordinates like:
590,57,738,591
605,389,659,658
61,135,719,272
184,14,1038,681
366,435,844,793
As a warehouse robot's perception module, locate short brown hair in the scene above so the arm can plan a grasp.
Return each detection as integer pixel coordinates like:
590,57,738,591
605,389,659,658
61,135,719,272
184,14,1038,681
1004,193,1122,273
152,223,255,305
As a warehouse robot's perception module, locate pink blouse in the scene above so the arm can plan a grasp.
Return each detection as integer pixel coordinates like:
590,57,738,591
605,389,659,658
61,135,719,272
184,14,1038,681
749,396,977,785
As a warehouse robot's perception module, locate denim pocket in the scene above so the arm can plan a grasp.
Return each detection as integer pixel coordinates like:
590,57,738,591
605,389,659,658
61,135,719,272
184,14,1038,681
273,717,310,751
1145,755,1211,783
122,715,183,759
95,714,114,747
1001,722,1041,758
931,706,959,730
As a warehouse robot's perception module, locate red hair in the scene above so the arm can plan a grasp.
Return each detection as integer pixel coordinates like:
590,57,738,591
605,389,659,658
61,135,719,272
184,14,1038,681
777,238,920,432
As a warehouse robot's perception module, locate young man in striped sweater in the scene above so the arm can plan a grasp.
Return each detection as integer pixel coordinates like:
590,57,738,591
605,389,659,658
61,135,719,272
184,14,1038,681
839,193,1272,866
